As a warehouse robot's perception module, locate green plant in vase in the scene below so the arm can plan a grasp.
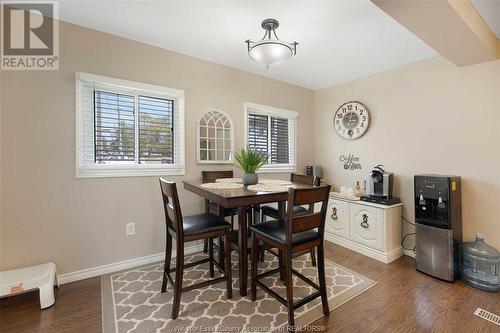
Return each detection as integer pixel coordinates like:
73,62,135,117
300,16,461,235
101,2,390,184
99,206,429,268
233,147,268,185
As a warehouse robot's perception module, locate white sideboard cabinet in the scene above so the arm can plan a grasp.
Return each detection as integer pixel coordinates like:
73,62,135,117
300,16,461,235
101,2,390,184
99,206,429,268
324,197,403,264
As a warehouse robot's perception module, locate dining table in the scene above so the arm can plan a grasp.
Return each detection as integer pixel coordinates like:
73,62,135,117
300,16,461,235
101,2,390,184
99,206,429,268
183,179,317,296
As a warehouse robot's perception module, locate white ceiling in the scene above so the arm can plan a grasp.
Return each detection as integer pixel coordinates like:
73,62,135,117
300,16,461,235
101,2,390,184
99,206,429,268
55,0,437,90
471,0,500,39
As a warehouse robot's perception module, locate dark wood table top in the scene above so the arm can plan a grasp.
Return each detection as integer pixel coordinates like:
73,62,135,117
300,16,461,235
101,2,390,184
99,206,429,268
183,180,316,208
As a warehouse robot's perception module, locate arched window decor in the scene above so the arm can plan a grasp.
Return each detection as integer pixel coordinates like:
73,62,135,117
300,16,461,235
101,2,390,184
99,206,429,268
197,109,234,163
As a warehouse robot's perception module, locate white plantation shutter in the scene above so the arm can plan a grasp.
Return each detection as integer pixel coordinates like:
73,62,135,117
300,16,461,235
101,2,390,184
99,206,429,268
75,73,185,178
245,103,297,172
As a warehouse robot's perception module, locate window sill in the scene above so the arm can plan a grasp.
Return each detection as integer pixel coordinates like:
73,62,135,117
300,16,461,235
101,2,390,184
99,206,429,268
197,160,234,165
257,165,297,174
76,164,185,178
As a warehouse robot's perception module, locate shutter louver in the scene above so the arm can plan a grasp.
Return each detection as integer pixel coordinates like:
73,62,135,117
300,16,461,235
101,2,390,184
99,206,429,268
270,116,289,164
248,113,268,154
138,96,174,164
94,91,135,163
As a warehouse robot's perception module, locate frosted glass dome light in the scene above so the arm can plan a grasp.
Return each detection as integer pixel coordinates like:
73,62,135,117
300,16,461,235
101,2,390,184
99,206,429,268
245,19,298,68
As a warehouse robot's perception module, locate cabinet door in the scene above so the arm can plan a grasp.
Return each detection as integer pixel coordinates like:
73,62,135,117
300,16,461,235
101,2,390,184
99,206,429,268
326,199,349,239
349,204,384,251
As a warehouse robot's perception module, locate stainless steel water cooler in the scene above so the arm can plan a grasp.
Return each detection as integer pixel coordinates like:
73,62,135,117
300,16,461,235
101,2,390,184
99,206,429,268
414,175,462,281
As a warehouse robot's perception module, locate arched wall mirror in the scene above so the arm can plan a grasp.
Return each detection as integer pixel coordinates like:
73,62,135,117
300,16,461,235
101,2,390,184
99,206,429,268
197,109,234,163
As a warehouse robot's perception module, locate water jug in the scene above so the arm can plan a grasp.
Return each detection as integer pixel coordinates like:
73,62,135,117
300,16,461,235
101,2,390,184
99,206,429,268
461,233,499,292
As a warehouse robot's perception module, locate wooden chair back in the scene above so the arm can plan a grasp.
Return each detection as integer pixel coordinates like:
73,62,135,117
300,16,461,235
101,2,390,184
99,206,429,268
159,178,184,238
285,185,331,237
202,170,234,183
290,173,319,212
290,173,316,185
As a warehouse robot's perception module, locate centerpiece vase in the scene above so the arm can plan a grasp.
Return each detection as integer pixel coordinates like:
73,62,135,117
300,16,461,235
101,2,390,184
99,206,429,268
242,173,258,185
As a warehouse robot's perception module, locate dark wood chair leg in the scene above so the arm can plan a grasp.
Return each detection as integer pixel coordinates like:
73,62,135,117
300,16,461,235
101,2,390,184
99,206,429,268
317,243,329,316
310,248,317,267
251,233,259,301
259,249,265,262
171,245,184,320
161,232,172,292
218,236,225,271
284,250,295,331
224,231,233,299
208,238,215,278
278,250,285,281
203,199,210,254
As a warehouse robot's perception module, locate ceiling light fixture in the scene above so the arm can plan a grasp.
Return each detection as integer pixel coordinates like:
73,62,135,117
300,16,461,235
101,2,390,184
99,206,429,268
245,18,298,69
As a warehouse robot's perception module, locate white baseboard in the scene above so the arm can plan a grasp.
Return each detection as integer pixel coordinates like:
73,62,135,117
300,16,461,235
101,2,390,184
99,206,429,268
403,249,416,258
58,243,204,285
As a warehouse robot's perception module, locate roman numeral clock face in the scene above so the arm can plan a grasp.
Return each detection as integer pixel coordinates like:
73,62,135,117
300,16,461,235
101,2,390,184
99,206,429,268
334,101,370,140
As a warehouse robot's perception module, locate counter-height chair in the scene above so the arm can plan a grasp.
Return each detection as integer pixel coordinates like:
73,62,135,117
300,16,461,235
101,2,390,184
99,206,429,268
250,185,331,330
260,173,318,266
201,170,239,253
159,178,232,319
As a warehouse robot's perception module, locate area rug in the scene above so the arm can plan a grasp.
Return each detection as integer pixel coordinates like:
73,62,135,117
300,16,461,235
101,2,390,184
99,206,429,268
102,252,376,333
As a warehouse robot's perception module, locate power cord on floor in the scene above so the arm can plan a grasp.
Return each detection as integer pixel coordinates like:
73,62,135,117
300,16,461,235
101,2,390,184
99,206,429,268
401,215,416,254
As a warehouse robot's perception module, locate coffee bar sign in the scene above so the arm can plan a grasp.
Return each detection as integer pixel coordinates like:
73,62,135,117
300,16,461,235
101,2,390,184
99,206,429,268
340,154,362,171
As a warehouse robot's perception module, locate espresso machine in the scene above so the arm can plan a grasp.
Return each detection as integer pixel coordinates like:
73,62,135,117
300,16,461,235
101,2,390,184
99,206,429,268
414,175,462,281
361,165,400,205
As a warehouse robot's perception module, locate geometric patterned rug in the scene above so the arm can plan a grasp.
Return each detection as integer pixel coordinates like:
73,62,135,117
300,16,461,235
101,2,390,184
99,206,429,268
101,251,376,333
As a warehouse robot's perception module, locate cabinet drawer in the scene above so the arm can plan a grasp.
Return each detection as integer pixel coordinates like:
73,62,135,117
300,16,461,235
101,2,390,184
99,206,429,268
326,199,349,239
349,204,384,251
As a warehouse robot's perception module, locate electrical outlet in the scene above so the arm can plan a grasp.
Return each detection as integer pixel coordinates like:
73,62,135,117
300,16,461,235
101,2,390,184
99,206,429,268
126,222,136,236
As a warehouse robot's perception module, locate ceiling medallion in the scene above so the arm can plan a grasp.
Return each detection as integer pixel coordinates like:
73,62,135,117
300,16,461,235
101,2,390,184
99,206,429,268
245,18,298,69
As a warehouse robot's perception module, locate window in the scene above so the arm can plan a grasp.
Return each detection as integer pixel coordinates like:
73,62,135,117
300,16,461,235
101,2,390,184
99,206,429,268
197,109,234,163
244,103,297,172
76,73,185,178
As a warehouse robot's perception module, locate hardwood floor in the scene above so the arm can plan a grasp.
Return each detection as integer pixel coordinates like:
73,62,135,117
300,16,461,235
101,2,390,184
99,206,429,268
1,243,498,332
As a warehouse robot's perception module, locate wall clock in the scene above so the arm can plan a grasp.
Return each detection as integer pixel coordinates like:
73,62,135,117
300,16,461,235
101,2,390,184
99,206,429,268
334,101,370,140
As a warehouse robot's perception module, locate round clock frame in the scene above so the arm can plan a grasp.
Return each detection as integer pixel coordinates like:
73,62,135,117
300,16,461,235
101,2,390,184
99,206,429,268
334,101,370,140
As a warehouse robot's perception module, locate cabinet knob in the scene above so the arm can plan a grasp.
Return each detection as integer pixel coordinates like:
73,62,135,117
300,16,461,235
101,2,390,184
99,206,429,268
331,207,338,220
361,213,369,228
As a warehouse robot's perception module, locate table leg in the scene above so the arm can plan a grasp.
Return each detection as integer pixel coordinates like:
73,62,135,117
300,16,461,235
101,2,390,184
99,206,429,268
238,206,248,297
277,201,286,220
278,201,286,281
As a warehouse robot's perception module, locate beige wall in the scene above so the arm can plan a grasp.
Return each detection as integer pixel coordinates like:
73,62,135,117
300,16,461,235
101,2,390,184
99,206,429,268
315,57,500,251
0,22,315,273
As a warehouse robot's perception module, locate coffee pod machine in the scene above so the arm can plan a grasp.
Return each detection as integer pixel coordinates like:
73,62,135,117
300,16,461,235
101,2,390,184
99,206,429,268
361,165,400,205
414,175,462,281
369,164,393,198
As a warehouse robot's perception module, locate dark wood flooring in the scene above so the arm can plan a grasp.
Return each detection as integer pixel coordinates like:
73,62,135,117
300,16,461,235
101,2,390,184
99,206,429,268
1,243,498,332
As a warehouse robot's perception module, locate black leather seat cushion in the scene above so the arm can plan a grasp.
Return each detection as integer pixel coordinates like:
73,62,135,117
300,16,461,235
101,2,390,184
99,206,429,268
250,220,320,246
260,203,309,219
170,213,230,236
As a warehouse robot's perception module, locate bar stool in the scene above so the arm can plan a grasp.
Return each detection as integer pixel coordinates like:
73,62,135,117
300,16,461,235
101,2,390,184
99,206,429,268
250,185,331,330
260,173,318,266
201,170,239,253
159,178,232,319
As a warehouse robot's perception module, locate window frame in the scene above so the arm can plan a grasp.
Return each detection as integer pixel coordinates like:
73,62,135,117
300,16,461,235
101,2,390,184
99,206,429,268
244,102,298,173
75,72,185,178
196,108,235,164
